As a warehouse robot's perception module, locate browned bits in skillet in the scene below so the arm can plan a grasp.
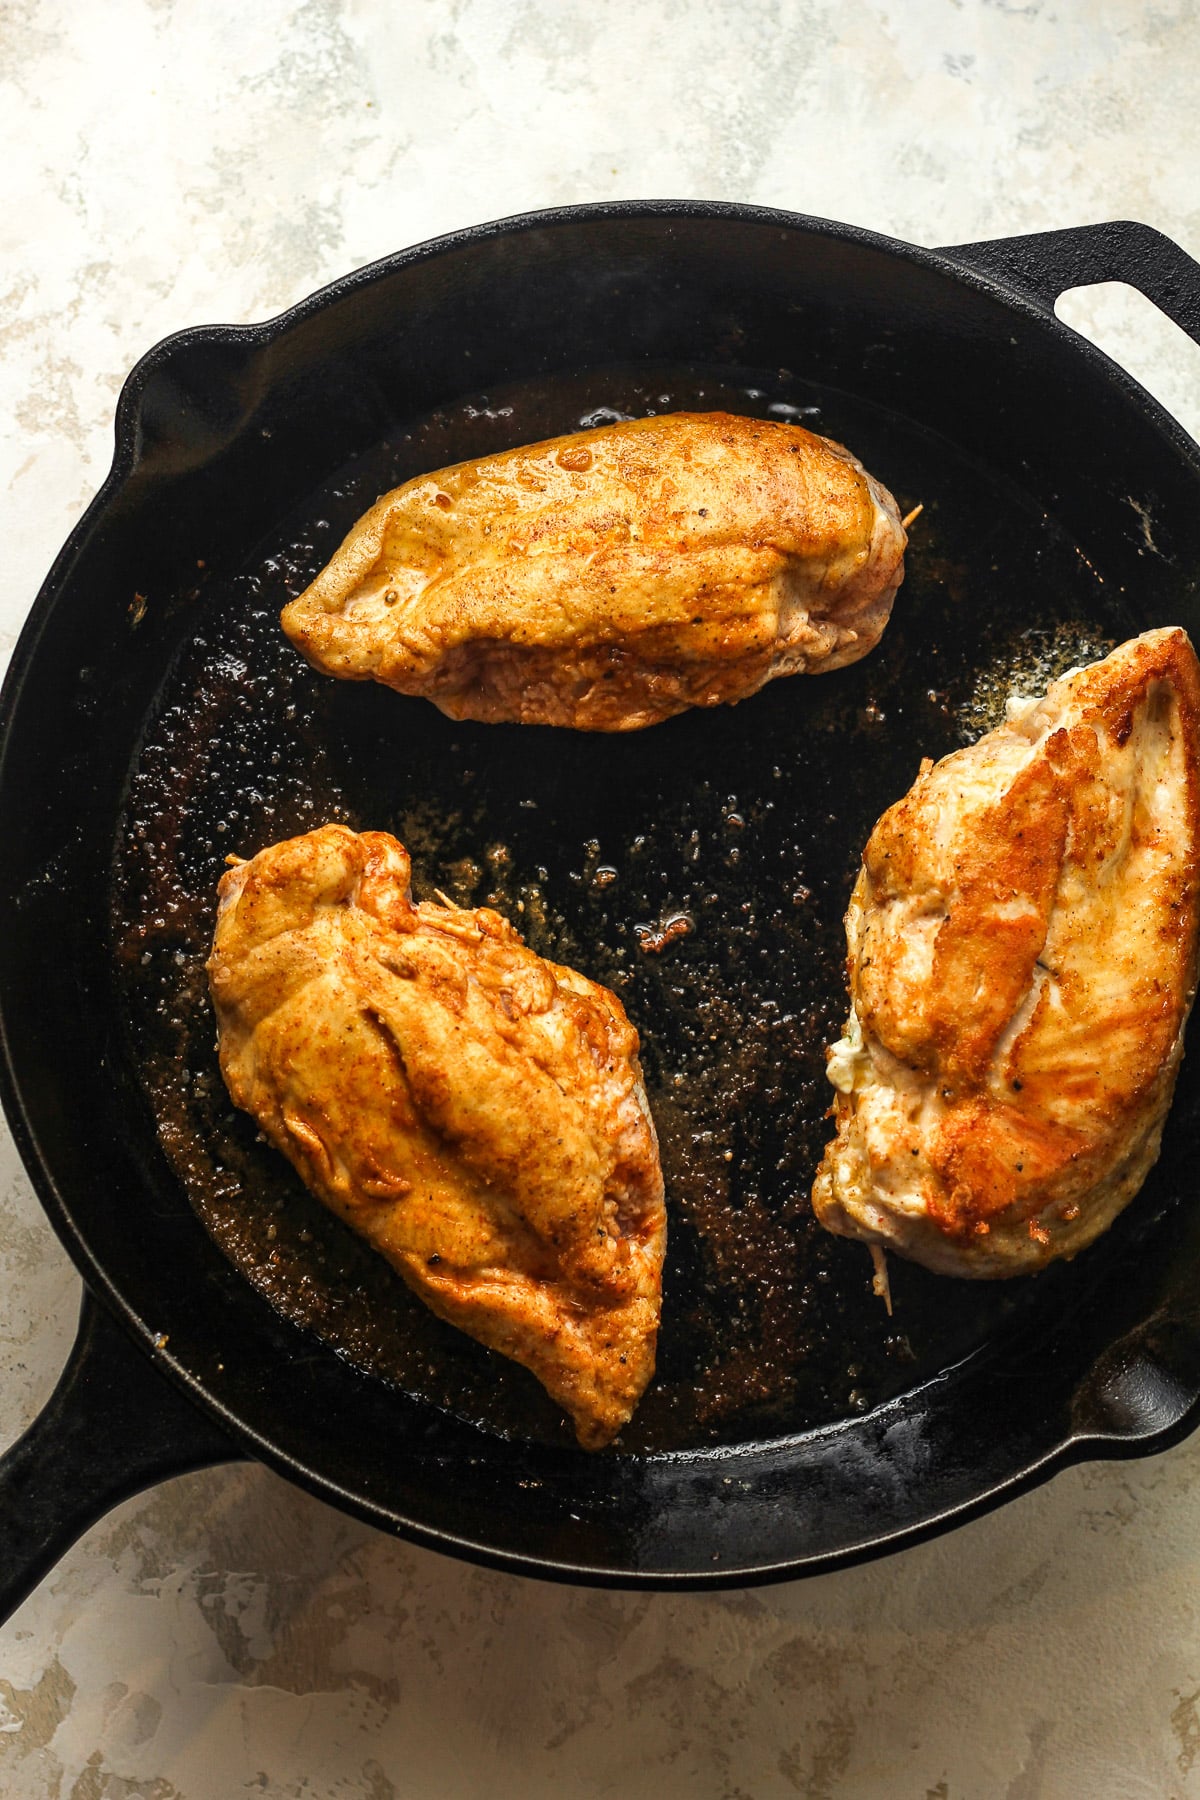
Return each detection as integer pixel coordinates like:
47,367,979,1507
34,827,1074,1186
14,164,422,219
112,363,1139,1452
635,914,694,954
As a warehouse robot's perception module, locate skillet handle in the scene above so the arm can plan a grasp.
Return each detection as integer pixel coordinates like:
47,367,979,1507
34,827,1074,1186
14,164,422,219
940,220,1200,347
0,1289,240,1623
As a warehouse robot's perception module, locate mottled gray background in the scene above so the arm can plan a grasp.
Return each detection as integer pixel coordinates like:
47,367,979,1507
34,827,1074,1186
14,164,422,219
3,2,1200,1795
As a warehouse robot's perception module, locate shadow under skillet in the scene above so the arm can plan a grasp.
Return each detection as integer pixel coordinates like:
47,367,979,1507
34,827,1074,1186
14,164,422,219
111,361,1151,1455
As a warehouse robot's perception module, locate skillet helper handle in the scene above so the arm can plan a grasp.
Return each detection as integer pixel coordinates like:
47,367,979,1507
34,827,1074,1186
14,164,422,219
0,1289,239,1623
941,219,1200,347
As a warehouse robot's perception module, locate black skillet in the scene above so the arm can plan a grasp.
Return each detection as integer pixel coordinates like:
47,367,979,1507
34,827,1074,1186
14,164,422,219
3,203,1200,1618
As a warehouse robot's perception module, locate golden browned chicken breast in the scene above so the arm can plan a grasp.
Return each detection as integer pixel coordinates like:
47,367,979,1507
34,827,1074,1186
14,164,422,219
812,628,1200,1280
281,411,906,730
207,824,666,1448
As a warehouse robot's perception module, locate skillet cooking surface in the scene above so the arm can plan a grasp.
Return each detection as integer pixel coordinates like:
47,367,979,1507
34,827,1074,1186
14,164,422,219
112,359,1155,1456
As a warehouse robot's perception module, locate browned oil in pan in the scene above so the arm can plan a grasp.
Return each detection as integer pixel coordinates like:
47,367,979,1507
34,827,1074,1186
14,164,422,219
111,363,1143,1454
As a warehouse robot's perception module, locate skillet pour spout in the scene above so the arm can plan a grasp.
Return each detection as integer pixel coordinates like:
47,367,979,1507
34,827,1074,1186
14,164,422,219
3,203,1200,1612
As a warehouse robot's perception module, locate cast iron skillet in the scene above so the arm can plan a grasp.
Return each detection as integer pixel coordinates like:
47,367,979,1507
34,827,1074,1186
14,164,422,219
3,203,1200,1618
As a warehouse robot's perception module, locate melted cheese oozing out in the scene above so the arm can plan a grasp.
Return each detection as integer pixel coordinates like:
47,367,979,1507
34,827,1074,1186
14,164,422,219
826,1006,870,1094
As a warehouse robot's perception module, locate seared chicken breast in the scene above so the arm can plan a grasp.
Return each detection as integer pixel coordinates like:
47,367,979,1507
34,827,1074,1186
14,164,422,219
207,824,666,1447
281,411,906,731
812,629,1200,1278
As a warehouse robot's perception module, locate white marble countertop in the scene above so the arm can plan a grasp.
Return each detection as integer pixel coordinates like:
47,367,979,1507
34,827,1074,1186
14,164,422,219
4,3,1200,1794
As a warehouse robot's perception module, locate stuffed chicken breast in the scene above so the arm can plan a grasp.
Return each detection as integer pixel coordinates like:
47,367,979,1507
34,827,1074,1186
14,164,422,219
813,629,1200,1279
208,824,666,1447
281,411,906,730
